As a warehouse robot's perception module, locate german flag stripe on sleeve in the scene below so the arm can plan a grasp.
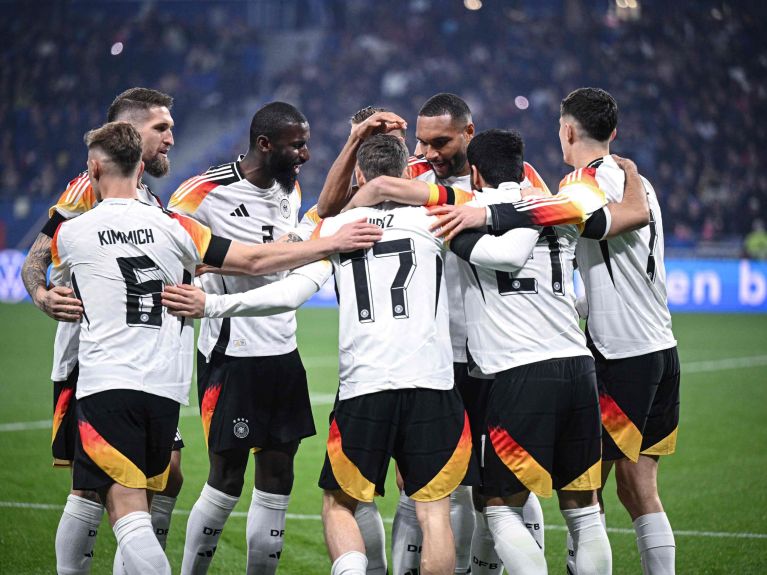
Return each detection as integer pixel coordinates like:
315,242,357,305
49,173,96,218
170,213,212,259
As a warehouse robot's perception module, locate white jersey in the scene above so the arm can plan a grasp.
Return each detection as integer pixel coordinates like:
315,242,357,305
410,159,472,363
318,204,453,400
52,198,214,403
47,173,163,381
573,155,676,359
458,184,589,374
169,158,303,359
294,204,321,241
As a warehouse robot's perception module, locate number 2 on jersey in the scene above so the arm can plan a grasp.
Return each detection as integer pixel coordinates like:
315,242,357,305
340,239,416,323
495,227,565,296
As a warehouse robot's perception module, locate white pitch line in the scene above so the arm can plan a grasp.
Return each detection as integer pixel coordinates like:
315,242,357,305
2,354,765,433
0,501,765,540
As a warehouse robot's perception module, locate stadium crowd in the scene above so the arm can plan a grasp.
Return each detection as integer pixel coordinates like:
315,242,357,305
1,0,764,247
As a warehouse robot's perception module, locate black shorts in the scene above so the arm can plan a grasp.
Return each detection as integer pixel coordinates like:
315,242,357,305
52,365,79,467
197,349,315,453
73,390,179,493
592,346,681,461
454,361,492,485
481,356,602,499
319,387,475,502
53,364,182,467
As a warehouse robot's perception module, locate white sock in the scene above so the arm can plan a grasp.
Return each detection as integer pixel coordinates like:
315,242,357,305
450,485,475,573
113,511,170,575
562,504,612,575
634,512,675,575
391,492,422,575
181,483,239,575
568,513,605,575
245,488,290,575
354,502,387,575
523,492,545,551
470,509,504,574
485,505,546,575
150,495,177,549
55,494,104,575
331,550,368,575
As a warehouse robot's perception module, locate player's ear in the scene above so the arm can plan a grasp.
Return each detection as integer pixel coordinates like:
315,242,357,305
470,164,481,191
464,122,475,139
136,160,145,185
566,122,576,145
88,158,100,182
609,128,617,142
256,135,271,153
354,165,367,187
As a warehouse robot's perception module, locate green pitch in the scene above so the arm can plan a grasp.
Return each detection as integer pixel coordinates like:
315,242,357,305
0,303,765,574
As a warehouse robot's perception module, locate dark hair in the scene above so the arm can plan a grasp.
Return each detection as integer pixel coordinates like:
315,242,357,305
84,122,143,176
466,129,525,187
418,93,471,124
249,102,308,147
107,87,173,122
560,87,618,142
356,134,409,180
351,106,387,125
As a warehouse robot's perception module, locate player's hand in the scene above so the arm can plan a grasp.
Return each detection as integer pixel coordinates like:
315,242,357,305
428,204,487,240
521,185,550,199
332,219,383,252
35,285,83,322
350,111,407,141
162,284,206,318
612,154,638,175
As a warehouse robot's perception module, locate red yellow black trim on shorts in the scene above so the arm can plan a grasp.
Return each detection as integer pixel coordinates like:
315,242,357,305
561,459,601,491
641,426,678,456
600,391,643,462
489,425,552,498
201,383,222,448
78,419,169,491
52,386,74,447
327,419,377,502
410,411,472,502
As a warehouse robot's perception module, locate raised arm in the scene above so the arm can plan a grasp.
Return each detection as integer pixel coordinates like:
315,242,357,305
317,111,407,217
344,176,473,212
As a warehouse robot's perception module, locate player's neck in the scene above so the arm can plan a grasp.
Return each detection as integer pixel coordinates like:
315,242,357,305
98,179,139,201
239,153,275,189
569,143,608,170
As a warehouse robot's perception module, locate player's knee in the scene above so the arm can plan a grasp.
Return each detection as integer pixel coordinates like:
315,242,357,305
71,489,102,504
254,447,297,494
207,450,249,497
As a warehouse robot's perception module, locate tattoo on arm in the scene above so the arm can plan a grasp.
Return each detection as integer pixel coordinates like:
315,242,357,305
277,232,304,244
21,233,52,301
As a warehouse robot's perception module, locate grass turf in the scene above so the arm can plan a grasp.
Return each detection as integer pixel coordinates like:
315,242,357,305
0,303,765,573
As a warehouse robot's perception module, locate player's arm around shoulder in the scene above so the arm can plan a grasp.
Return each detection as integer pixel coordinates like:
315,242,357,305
217,213,382,276
579,155,651,240
22,176,91,321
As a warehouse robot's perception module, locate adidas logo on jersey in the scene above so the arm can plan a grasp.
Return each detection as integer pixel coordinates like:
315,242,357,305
230,203,250,217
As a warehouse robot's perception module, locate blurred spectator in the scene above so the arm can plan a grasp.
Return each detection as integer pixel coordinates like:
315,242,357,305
1,0,764,248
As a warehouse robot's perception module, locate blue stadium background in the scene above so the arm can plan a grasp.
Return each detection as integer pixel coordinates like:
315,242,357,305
1,0,765,311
